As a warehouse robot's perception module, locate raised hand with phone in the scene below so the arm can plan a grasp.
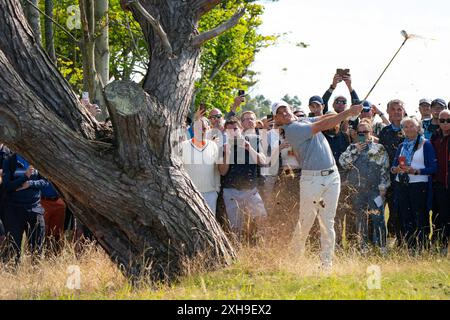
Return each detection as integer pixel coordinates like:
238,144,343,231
229,89,245,114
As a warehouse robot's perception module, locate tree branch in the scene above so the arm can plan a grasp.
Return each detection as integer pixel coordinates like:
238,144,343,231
192,8,245,47
23,0,80,44
126,0,175,59
192,0,223,17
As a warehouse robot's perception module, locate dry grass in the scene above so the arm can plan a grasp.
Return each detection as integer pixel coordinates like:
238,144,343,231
1,236,448,300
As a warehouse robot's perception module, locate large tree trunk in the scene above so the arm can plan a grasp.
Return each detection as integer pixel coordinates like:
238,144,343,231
0,0,236,281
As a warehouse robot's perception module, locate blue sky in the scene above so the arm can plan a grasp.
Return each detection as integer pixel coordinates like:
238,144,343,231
251,0,450,115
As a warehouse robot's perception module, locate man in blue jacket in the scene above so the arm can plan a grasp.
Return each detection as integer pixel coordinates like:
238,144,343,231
2,153,48,262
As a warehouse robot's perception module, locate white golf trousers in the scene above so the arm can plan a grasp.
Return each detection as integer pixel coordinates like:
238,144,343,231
293,166,340,267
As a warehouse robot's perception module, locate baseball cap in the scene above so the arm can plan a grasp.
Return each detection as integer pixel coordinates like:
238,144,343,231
271,100,289,115
308,95,324,106
361,100,372,112
431,98,447,108
419,98,431,105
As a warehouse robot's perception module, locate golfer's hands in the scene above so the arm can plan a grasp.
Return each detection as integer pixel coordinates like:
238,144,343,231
349,104,363,116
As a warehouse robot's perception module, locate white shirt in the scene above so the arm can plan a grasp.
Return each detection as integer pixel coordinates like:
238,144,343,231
395,144,429,184
180,139,221,192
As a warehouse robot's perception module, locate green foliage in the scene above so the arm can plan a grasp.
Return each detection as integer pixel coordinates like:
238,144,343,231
241,94,272,119
282,94,302,108
42,0,147,93
194,0,277,112
41,1,274,103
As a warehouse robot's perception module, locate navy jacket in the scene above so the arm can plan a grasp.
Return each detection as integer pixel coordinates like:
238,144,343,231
322,88,360,114
2,154,49,210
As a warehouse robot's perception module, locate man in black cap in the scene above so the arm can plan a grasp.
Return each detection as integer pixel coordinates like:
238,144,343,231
308,95,326,117
428,99,447,139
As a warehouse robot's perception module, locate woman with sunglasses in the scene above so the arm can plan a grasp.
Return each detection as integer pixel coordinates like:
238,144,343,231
430,109,450,256
339,119,390,253
391,117,437,253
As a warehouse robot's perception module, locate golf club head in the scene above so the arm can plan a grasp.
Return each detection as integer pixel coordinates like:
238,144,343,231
401,30,409,39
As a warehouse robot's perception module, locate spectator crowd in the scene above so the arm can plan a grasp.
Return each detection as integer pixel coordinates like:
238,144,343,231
1,71,449,271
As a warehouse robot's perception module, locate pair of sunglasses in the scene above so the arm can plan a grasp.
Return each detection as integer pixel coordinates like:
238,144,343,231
209,114,222,119
439,118,450,124
357,131,369,134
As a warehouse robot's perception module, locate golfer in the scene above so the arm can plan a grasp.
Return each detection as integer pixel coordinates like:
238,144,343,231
273,101,362,269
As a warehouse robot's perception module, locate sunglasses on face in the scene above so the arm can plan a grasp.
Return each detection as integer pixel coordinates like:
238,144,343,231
209,114,222,119
357,131,369,134
335,100,346,105
439,118,450,124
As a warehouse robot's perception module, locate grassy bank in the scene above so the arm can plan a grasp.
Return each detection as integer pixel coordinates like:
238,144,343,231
1,240,448,300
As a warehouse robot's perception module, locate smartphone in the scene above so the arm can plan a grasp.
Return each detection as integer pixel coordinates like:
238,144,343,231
308,112,315,117
357,134,366,143
337,68,350,76
238,89,245,96
267,114,273,120
399,155,406,166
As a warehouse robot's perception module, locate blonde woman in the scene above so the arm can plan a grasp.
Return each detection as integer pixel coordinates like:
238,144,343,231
339,119,390,251
391,117,437,251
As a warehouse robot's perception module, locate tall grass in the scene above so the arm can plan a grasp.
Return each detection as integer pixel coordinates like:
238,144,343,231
0,237,448,300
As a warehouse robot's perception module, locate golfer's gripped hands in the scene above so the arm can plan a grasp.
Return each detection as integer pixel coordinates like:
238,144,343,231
349,103,363,116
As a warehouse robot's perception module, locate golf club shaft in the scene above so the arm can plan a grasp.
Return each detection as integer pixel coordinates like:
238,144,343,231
363,38,408,101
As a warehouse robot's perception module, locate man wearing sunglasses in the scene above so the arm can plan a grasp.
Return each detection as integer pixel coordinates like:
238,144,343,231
431,109,450,256
428,99,447,139
322,71,360,114
207,108,225,142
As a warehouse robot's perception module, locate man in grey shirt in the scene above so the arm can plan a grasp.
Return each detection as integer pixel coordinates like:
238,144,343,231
273,101,362,269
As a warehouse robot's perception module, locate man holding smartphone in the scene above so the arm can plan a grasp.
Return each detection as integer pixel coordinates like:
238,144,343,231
322,69,360,114
226,90,246,120
274,101,362,270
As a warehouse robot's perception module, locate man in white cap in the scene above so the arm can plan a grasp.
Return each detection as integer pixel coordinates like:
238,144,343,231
419,98,433,139
273,101,362,270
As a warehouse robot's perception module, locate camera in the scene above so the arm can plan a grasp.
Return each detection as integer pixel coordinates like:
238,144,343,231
238,89,245,97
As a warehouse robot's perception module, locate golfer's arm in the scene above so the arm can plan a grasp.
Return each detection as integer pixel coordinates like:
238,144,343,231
311,110,352,134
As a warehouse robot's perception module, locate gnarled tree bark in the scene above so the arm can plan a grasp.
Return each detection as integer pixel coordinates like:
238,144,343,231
0,0,242,281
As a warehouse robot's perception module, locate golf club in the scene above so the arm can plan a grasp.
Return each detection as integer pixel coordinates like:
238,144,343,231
362,30,410,101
